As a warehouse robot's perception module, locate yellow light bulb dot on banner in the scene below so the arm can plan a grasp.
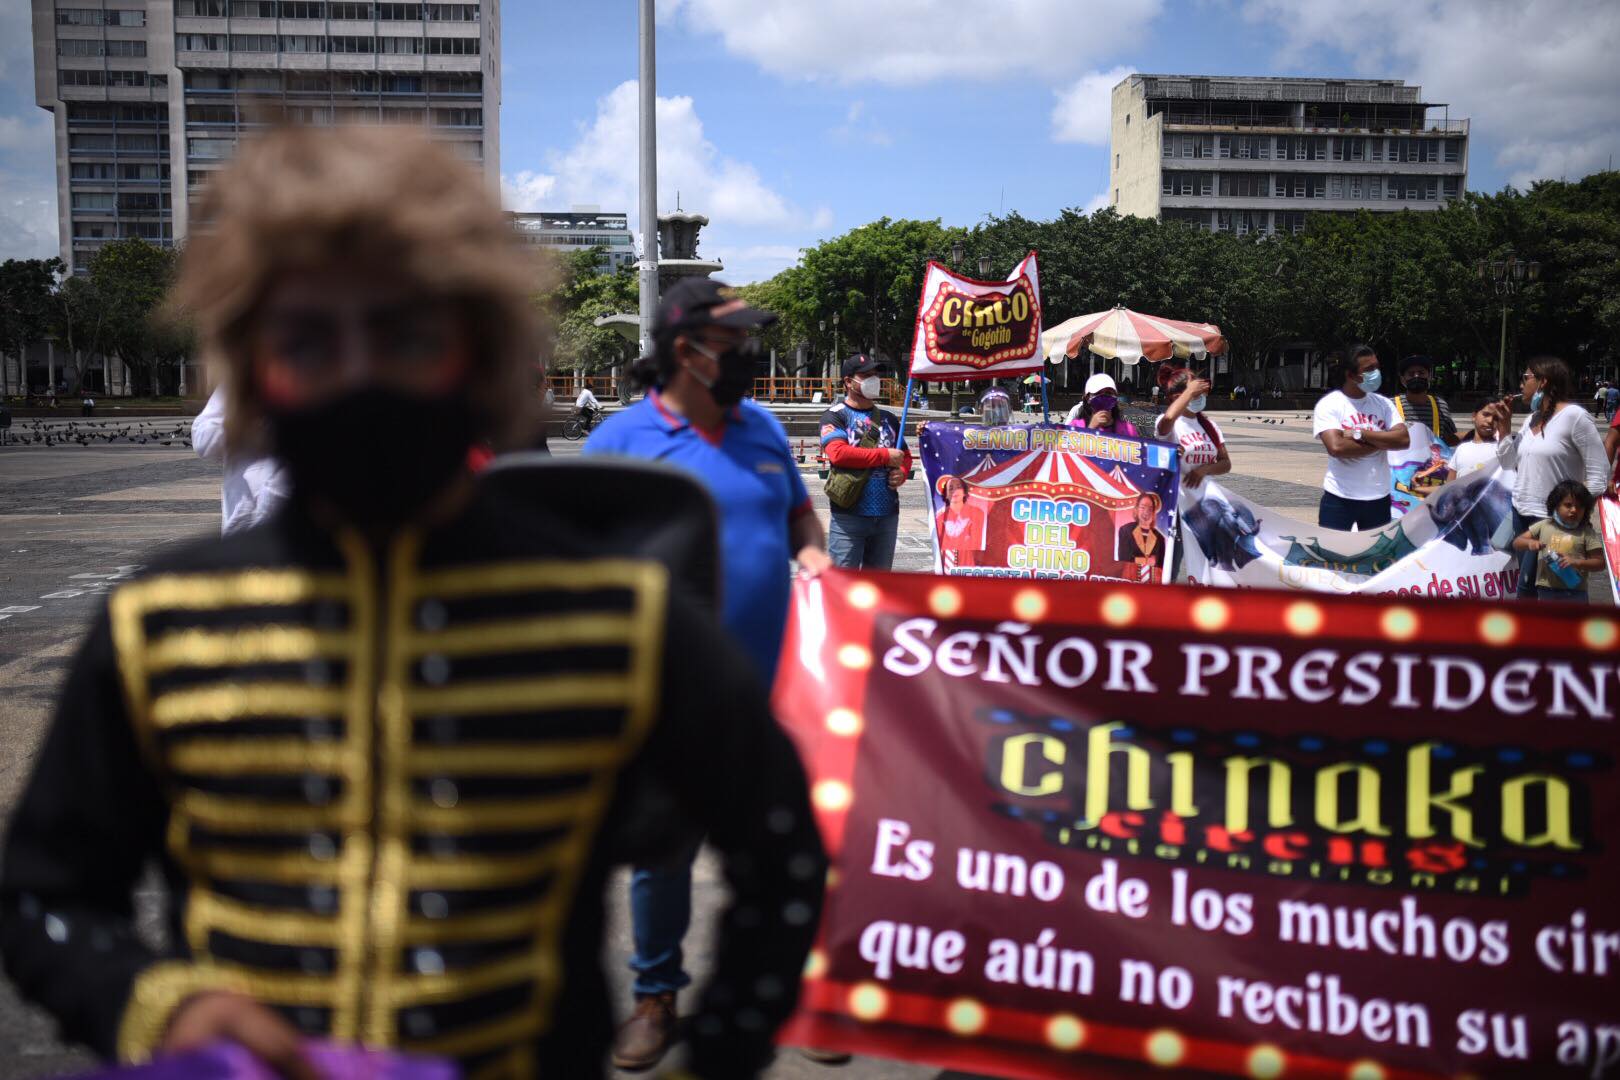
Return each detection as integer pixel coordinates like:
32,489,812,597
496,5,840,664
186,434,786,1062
1247,1044,1287,1079
1101,593,1137,626
1045,1014,1086,1051
945,998,987,1036
848,982,888,1021
826,866,842,889
929,584,963,617
847,582,881,610
1191,597,1230,632
825,708,863,737
803,948,828,979
1582,617,1618,650
1346,1061,1385,1080
1145,1029,1185,1068
1479,612,1517,646
812,780,852,812
1380,606,1419,641
837,644,872,670
1284,601,1324,637
1013,588,1049,621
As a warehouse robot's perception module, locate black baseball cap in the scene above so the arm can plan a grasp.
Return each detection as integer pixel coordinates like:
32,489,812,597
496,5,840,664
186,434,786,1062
654,277,777,341
841,353,882,379
1399,354,1435,374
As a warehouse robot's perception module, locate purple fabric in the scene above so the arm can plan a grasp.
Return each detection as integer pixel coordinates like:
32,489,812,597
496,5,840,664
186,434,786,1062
72,1042,459,1080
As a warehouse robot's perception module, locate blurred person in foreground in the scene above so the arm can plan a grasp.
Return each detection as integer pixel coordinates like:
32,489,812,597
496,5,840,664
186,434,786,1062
583,278,830,1069
0,125,823,1079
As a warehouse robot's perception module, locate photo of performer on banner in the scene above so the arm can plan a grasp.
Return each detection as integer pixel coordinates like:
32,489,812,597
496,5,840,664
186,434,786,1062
920,421,1181,582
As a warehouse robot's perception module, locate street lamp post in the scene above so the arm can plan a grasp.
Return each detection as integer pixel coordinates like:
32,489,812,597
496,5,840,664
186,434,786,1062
1478,255,1541,395
818,318,826,387
833,312,840,368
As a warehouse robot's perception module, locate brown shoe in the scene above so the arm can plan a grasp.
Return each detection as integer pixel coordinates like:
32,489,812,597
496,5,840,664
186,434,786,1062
798,1046,853,1065
612,991,678,1072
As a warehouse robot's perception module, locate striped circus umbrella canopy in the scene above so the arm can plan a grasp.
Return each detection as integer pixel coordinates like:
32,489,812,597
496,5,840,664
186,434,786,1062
1040,306,1227,365
960,447,1143,511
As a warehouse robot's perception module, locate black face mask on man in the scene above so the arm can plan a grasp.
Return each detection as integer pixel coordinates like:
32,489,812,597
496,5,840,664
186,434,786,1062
1405,377,1430,393
688,338,761,407
266,385,476,530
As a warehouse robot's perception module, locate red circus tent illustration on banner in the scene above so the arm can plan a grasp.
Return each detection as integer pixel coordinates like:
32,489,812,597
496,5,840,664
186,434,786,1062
950,448,1149,576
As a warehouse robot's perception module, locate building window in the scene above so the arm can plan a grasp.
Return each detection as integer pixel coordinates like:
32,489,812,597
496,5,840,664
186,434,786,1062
177,34,226,50
230,1,279,14
330,36,378,52
1113,188,1118,205
189,137,237,159
280,2,330,16
58,8,146,25
177,0,229,14
426,4,479,20
431,107,481,127
230,34,278,51
1442,177,1460,198
330,2,375,16
72,193,116,211
377,2,424,17
1114,153,1119,170
1444,139,1461,163
379,36,425,53
281,35,328,52
1161,137,1173,158
424,35,478,54
60,70,105,87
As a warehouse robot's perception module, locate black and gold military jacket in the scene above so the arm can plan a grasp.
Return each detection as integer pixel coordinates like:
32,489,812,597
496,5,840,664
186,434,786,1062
0,476,825,1078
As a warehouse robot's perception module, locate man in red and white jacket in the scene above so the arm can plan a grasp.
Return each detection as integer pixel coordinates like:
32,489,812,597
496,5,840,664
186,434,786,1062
819,354,912,569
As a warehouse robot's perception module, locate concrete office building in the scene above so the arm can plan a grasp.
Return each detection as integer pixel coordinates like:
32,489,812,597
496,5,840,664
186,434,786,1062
32,0,500,283
509,207,637,273
1110,74,1468,236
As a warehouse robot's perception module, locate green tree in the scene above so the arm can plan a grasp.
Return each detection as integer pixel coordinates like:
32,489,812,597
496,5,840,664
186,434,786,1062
536,248,640,378
85,239,185,396
0,257,64,395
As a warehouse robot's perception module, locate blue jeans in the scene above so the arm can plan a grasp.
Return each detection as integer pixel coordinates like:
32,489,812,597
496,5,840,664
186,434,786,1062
829,509,899,570
1512,509,1539,600
629,837,704,996
1318,491,1391,531
1538,586,1587,603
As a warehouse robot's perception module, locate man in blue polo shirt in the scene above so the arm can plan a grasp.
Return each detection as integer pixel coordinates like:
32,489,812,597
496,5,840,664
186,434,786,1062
584,276,829,1070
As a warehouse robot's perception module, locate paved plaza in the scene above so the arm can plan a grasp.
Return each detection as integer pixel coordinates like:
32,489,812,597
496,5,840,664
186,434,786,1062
0,410,1492,1077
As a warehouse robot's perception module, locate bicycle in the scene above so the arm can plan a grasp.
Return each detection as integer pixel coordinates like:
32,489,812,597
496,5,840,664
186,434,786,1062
562,408,602,441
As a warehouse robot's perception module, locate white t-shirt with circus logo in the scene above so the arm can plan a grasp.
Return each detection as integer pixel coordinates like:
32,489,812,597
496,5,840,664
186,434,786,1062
1313,389,1399,501
1160,413,1224,480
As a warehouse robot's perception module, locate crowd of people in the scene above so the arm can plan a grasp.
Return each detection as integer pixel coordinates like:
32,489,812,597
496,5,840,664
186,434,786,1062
0,121,1613,1080
1310,346,1608,601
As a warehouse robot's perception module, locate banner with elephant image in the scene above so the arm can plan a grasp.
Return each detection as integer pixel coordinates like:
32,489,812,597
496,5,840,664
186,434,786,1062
1183,466,1519,597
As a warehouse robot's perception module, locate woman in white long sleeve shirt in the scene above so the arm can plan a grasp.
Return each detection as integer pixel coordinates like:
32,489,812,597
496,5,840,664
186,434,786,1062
192,386,289,534
1487,357,1607,599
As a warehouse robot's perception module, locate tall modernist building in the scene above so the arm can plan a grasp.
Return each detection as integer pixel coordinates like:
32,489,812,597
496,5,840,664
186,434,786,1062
508,207,638,274
1110,74,1468,236
32,0,501,276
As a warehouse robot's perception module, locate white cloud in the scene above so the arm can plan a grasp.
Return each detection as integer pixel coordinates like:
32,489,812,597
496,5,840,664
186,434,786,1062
667,0,1162,85
1084,191,1111,214
1244,0,1620,187
1052,66,1137,144
501,169,556,212
0,4,58,262
829,100,893,147
508,80,806,230
707,243,805,284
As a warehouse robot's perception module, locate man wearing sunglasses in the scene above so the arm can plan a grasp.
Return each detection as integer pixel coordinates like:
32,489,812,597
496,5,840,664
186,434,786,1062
0,126,824,1080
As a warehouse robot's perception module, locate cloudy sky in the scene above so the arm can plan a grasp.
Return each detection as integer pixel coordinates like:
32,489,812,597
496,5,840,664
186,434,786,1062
4,0,1619,282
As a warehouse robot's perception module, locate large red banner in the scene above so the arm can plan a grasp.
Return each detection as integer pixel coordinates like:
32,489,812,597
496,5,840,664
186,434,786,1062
774,571,1620,1079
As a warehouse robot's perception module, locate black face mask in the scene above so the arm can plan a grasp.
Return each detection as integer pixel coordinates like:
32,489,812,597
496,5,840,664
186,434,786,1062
693,339,760,408
1405,377,1430,393
267,385,476,531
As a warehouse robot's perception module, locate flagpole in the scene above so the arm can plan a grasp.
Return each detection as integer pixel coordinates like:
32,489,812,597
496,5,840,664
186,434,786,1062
896,374,917,451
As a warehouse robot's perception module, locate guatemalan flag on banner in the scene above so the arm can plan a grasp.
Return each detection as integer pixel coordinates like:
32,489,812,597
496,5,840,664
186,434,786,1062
908,251,1043,381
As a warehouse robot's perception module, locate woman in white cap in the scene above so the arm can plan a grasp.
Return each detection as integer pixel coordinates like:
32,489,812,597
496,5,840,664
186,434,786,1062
1065,372,1139,436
